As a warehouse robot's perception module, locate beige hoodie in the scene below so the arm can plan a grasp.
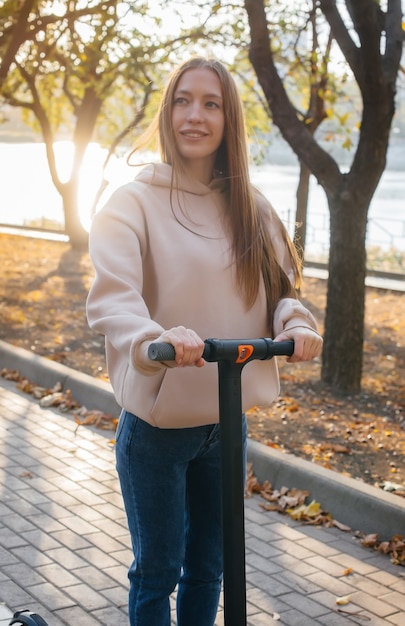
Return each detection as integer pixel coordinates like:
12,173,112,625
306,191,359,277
86,163,318,428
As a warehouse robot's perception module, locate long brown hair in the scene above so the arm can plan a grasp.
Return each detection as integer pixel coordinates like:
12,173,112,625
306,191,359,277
132,57,301,327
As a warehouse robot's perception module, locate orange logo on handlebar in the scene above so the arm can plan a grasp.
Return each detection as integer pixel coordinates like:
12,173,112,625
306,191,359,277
235,344,254,364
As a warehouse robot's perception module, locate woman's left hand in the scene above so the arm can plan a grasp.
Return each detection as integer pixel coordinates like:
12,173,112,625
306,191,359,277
273,327,323,363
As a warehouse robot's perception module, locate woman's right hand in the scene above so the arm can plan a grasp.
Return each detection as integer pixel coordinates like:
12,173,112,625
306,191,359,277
152,326,205,368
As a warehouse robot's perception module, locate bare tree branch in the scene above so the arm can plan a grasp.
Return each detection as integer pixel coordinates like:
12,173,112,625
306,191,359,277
318,0,361,79
384,0,404,84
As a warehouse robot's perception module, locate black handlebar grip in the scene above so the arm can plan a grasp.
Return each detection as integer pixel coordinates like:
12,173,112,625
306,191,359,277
267,339,294,357
148,342,177,361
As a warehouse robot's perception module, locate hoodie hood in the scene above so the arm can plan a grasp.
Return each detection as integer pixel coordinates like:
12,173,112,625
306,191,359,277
134,162,228,196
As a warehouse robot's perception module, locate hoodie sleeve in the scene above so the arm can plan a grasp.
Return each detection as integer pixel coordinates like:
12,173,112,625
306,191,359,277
272,297,319,337
86,184,165,375
254,189,320,337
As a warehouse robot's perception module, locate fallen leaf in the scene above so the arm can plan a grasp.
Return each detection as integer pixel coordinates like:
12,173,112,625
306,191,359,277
19,471,34,479
39,392,64,407
361,533,379,547
336,595,351,605
288,499,321,520
332,519,352,532
265,441,281,449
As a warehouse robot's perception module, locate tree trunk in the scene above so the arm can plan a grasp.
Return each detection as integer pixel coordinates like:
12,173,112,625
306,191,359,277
61,88,102,248
322,185,368,391
61,180,88,249
294,161,310,256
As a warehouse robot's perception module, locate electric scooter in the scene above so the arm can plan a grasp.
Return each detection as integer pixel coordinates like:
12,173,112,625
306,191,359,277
149,337,294,626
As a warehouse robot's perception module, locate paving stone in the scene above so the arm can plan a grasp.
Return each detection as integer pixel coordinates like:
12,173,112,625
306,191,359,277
99,584,128,608
101,564,129,586
35,563,82,588
264,520,311,541
0,503,13,517
271,550,318,572
305,554,351,577
379,590,405,612
307,589,342,612
74,546,121,570
21,529,63,551
350,590,401,618
28,582,75,611
84,531,127,554
16,488,51,506
246,552,284,575
369,569,405,587
0,527,28,550
245,535,283,558
280,590,331,618
54,605,102,625
0,546,19,567
72,565,122,591
91,501,125,518
295,535,341,557
247,612,278,625
247,571,292,596
2,562,46,587
57,516,101,536
34,502,73,521
245,521,282,544
100,491,126,508
11,546,53,568
246,587,290,614
278,607,324,625
331,550,379,574
74,477,112,495
111,548,133,567
62,583,110,611
38,489,80,508
91,517,129,538
90,605,129,625
366,552,404,573
63,504,104,523
0,579,37,607
273,568,322,595
49,529,92,551
386,611,405,625
391,578,405,594
1,514,36,535
305,570,356,596
319,611,363,625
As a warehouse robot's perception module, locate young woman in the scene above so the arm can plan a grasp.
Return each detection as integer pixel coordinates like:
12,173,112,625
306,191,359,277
86,57,322,626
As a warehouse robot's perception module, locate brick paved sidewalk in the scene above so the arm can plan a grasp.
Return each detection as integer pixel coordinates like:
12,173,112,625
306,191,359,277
0,377,404,625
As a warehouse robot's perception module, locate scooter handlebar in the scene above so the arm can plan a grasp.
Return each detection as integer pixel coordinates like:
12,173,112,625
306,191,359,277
148,338,294,363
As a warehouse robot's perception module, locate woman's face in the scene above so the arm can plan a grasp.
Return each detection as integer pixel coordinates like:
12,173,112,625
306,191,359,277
171,67,225,182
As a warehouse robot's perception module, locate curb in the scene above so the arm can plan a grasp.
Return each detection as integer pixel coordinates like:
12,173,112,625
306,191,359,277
0,339,120,416
1,339,403,541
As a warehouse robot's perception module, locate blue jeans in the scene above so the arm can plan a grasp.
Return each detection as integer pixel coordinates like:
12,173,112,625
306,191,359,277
115,410,247,626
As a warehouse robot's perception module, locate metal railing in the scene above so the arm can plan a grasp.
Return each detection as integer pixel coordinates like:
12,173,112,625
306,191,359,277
281,210,405,277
